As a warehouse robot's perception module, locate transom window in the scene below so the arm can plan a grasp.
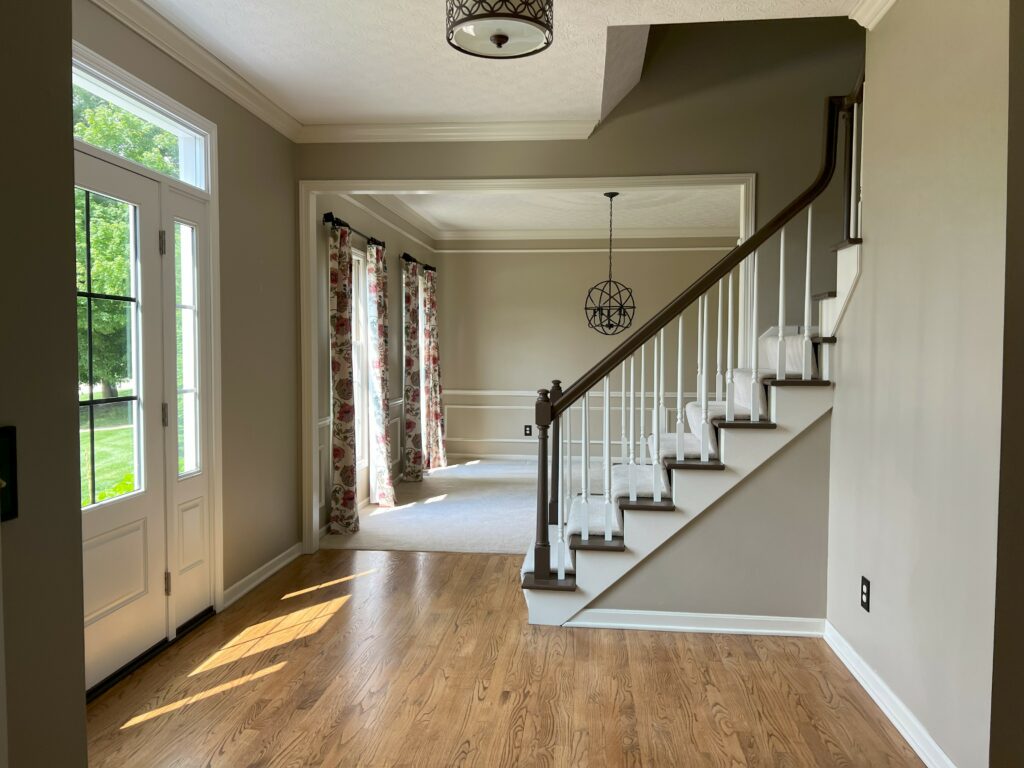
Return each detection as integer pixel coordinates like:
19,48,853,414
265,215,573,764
73,63,207,190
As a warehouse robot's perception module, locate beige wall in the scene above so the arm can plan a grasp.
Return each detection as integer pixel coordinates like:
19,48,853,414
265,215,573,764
73,0,301,587
2,3,88,766
595,415,830,617
827,2,1009,766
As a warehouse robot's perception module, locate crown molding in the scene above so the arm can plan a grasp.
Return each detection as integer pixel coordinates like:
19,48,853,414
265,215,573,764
296,120,596,143
432,226,739,241
89,0,303,140
849,0,899,29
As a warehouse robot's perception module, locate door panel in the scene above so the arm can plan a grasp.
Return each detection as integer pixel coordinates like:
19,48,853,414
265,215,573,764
76,150,166,689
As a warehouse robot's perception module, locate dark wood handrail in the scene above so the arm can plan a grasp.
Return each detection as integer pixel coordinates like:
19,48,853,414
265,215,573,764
553,94,847,415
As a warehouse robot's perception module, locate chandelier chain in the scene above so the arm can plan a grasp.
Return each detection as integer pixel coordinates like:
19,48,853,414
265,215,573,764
608,193,614,283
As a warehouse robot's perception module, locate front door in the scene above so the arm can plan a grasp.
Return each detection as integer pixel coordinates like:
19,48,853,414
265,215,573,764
76,150,167,689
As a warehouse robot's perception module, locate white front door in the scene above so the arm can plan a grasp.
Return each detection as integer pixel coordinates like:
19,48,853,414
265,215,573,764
76,150,167,689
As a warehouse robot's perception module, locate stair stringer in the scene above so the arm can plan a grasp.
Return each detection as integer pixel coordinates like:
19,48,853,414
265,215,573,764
523,386,834,626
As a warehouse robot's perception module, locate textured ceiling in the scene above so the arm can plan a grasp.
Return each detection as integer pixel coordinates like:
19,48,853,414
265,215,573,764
372,186,743,240
141,0,857,126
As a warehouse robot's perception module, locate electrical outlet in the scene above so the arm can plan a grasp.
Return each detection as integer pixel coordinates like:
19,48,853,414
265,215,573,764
524,425,533,437
861,576,871,612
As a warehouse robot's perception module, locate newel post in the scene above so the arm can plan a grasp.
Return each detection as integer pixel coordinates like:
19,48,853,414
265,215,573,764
533,388,552,579
547,380,562,525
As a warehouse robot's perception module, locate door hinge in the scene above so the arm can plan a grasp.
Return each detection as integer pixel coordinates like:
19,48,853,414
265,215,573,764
164,571,172,596
162,402,169,427
159,229,167,256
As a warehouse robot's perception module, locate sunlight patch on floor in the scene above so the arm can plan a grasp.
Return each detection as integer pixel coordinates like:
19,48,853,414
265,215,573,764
121,662,287,729
188,596,350,676
281,569,377,600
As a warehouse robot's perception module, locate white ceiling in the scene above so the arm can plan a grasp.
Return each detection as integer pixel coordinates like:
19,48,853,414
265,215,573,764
132,0,860,136
370,185,743,241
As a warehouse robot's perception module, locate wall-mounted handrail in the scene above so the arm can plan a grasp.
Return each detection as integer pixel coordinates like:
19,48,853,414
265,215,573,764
553,94,848,416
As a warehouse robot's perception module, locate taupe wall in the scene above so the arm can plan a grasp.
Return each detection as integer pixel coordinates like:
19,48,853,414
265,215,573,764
73,0,301,587
991,2,1024,764
595,415,830,617
296,19,866,328
827,2,1009,766
2,3,88,766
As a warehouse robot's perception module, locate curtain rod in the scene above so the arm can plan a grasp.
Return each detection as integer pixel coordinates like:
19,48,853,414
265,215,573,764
322,212,385,248
402,252,436,273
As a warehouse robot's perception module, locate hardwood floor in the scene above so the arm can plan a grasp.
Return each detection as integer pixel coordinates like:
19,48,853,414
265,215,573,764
87,550,923,767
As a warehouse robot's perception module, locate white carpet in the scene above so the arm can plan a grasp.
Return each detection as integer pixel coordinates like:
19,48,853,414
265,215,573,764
320,459,537,554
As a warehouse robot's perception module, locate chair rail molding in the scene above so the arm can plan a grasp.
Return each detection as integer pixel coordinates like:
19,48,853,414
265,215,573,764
849,0,899,30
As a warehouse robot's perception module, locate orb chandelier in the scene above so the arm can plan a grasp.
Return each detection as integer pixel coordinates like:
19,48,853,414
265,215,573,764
446,0,554,59
586,192,635,336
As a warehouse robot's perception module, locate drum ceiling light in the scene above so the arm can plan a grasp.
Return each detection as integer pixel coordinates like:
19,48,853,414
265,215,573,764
446,1,554,59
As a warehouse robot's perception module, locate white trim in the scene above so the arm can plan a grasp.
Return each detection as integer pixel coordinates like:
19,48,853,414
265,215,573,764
308,174,756,195
438,245,734,255
336,195,437,253
823,622,957,768
447,452,536,462
849,0,899,29
87,0,302,140
567,609,826,637
298,121,595,144
221,542,303,609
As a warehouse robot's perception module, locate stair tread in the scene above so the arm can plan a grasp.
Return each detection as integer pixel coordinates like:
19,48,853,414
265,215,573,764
811,336,837,344
569,533,626,552
711,417,777,429
619,497,675,512
766,377,833,387
812,290,838,301
522,573,577,591
664,458,726,471
832,237,863,251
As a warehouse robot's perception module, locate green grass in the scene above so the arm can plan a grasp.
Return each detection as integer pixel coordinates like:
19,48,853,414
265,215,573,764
80,425,136,507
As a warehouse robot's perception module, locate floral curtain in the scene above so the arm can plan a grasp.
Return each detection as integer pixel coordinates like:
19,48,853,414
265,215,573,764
402,259,424,481
328,226,358,533
422,269,446,469
366,243,396,506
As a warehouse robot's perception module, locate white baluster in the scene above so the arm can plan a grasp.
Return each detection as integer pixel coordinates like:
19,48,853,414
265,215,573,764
726,271,735,422
639,342,647,470
701,295,711,462
603,376,613,540
653,335,662,501
751,250,761,422
628,355,637,501
557,412,566,580
580,394,590,541
777,227,787,382
676,314,685,460
716,279,724,402
620,363,627,464
803,205,814,381
696,296,704,405
659,328,667,432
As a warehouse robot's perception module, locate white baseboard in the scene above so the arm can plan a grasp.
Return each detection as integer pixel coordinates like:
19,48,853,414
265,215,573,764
567,608,825,637
222,542,303,608
823,622,956,768
447,452,536,462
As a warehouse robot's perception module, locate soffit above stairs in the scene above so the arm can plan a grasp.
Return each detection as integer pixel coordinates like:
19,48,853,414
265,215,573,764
90,0,886,144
